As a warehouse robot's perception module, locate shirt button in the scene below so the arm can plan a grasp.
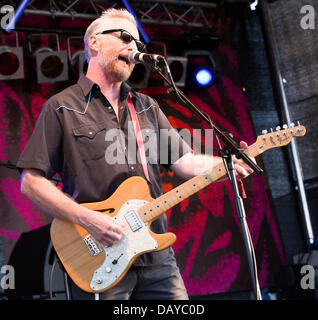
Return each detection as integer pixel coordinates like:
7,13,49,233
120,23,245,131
108,106,112,110
131,166,134,170
89,131,93,135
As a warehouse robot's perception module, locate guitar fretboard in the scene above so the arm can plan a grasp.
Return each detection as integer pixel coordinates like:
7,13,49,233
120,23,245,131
137,162,227,223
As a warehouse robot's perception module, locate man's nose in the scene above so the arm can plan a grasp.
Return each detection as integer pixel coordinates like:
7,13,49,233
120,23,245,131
126,40,137,51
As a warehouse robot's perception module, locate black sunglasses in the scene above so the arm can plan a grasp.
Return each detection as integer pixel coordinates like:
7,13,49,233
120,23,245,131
96,29,145,52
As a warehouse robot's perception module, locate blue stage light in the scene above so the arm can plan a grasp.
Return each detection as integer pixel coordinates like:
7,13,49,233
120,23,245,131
184,52,218,90
195,68,213,87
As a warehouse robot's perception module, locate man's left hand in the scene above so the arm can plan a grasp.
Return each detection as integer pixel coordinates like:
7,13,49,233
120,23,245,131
233,141,255,179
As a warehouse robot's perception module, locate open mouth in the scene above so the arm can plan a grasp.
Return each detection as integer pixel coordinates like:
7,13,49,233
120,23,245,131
118,55,129,65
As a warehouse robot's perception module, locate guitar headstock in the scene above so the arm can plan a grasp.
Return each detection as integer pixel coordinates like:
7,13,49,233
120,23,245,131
252,122,306,156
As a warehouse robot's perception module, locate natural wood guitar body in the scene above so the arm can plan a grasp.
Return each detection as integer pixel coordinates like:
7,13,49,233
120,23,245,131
51,176,176,293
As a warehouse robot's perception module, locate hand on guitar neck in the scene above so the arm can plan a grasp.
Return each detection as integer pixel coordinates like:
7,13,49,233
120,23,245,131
232,141,255,179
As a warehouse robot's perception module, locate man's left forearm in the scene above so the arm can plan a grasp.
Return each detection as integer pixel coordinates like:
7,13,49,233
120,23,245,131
171,152,223,180
171,147,254,181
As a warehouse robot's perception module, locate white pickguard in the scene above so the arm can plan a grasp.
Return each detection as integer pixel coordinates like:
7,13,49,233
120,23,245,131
90,199,158,292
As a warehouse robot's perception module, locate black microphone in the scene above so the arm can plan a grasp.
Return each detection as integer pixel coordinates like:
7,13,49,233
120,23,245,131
128,50,165,64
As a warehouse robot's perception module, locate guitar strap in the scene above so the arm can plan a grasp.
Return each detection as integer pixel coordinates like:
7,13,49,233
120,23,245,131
127,92,151,184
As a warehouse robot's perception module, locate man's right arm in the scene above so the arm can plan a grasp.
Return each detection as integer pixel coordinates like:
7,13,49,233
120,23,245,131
20,168,124,246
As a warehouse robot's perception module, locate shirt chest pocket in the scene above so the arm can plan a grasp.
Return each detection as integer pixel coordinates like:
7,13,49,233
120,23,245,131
72,122,107,161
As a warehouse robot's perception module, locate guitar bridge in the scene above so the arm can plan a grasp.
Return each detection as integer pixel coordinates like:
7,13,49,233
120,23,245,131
84,235,103,256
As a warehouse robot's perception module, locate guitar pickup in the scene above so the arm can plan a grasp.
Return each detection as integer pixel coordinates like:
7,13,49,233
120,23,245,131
125,210,143,232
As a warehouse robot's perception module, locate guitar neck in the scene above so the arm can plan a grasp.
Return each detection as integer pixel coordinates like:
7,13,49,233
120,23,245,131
137,149,251,223
137,124,306,223
138,169,220,223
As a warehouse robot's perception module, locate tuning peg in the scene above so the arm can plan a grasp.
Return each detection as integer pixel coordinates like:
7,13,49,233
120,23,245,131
289,122,295,127
276,126,281,131
283,124,288,129
270,128,273,132
297,121,300,126
262,129,268,134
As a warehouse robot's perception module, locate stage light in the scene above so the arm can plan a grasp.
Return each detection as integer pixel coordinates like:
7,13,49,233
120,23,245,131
195,67,214,87
186,64,216,90
68,50,87,76
184,50,217,90
30,34,68,83
0,33,24,80
36,49,68,83
67,37,87,76
166,56,188,87
250,0,258,11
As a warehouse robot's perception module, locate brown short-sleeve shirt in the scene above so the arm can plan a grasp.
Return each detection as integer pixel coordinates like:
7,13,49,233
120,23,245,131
17,74,192,265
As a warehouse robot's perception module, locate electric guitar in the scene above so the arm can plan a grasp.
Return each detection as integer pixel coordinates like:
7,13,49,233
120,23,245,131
50,123,306,293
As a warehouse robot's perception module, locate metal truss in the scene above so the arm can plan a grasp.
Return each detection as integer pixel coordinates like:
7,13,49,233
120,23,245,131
2,0,221,28
131,0,218,28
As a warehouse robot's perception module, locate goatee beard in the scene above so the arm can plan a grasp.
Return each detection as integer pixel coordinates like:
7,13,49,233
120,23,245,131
98,52,134,82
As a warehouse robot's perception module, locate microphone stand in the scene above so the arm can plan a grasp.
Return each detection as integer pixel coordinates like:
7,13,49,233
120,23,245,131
150,60,263,300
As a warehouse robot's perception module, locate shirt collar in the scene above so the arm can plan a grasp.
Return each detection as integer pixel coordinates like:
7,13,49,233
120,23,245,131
78,74,132,101
120,81,132,102
77,74,96,97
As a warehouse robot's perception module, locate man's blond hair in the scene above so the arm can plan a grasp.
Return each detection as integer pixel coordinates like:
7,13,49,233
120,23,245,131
84,8,137,63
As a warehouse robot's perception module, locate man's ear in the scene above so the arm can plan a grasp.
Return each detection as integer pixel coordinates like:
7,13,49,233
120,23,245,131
88,34,100,54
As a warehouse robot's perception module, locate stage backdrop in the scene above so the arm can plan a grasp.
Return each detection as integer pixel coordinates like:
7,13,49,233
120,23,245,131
0,6,284,296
